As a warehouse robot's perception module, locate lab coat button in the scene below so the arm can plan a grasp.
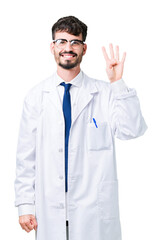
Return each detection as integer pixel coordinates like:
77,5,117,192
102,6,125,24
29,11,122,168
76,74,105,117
59,175,63,180
58,148,63,152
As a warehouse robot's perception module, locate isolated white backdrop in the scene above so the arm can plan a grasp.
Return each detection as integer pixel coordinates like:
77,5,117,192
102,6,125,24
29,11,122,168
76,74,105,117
0,0,162,239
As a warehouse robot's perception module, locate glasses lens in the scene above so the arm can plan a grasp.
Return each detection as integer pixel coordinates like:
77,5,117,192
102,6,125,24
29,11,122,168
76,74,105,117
56,39,67,49
71,40,82,49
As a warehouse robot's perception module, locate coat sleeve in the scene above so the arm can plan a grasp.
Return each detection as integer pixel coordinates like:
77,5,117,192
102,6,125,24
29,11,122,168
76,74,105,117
109,79,147,140
14,96,39,216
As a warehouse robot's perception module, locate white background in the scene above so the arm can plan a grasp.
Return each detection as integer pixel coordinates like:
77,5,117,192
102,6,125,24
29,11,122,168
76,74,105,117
0,0,162,239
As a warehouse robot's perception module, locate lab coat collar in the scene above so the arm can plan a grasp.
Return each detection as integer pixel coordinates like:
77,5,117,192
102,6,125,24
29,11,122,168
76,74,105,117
55,71,83,88
42,71,98,94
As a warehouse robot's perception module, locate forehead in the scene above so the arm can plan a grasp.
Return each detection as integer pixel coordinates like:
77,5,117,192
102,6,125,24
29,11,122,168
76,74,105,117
55,31,82,40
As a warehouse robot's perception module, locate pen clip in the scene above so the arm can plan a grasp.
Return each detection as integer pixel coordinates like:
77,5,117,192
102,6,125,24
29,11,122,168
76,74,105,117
93,118,98,128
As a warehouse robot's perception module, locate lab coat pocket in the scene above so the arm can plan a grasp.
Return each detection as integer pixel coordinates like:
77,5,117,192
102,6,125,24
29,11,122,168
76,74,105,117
98,180,119,220
87,122,112,151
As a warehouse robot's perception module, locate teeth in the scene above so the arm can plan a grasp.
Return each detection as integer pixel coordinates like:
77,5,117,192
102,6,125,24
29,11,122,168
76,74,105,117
64,55,73,58
61,55,75,58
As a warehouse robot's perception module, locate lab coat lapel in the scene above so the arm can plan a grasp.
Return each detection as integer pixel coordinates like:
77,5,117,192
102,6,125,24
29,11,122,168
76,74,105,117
42,74,63,114
47,88,62,113
72,75,99,125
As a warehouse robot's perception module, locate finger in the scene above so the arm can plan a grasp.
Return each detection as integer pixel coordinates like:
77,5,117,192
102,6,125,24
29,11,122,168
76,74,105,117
34,224,37,230
33,218,38,230
102,46,110,63
24,222,34,231
23,219,34,231
109,43,115,59
108,64,113,69
30,216,38,230
24,224,32,233
116,45,119,61
28,222,35,230
109,60,118,68
20,223,31,232
121,52,126,63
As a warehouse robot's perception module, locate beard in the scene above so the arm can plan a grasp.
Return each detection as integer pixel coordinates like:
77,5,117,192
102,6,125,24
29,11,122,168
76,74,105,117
59,58,81,69
56,51,83,70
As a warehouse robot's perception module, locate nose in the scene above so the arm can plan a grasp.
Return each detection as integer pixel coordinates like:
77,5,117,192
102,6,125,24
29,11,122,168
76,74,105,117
64,41,73,51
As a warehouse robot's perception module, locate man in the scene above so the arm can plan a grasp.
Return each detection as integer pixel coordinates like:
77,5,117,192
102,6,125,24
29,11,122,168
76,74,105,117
15,16,147,240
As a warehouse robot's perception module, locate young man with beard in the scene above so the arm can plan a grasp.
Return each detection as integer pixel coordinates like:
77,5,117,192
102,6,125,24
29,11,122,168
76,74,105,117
15,16,147,240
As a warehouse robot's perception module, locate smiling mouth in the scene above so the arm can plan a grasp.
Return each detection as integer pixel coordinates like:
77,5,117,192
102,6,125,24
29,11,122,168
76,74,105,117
60,52,77,59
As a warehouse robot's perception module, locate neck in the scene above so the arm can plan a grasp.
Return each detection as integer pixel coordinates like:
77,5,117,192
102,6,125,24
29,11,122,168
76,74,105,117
57,66,81,82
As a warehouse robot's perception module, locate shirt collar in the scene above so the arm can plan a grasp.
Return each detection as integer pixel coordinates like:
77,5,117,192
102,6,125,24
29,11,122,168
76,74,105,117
55,70,83,88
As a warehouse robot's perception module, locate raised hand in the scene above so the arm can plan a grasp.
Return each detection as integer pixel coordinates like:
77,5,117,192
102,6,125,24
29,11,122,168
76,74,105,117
102,43,126,83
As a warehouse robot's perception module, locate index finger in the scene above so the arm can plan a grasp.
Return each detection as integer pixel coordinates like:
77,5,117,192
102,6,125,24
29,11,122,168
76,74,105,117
102,46,110,64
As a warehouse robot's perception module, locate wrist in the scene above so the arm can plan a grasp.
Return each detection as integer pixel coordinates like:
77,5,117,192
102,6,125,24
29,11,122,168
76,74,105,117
110,79,129,94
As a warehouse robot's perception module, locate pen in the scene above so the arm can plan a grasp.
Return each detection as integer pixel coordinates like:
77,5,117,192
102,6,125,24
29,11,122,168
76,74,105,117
93,118,98,128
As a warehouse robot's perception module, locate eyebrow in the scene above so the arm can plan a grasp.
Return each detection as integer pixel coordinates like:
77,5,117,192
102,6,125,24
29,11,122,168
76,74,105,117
54,39,84,42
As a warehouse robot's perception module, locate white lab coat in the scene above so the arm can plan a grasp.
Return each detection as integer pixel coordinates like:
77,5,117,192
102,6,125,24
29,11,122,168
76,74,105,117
15,72,147,240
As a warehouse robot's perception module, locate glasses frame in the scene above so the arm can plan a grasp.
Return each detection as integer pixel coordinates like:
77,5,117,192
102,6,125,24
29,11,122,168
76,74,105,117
53,39,85,49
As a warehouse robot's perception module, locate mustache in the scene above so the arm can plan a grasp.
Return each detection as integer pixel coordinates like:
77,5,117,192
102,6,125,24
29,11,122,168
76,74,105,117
59,51,77,56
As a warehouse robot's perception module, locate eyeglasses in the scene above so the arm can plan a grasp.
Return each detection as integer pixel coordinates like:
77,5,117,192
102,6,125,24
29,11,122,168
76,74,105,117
53,39,85,49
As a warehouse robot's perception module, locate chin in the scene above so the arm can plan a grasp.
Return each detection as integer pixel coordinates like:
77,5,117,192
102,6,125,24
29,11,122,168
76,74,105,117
59,61,78,70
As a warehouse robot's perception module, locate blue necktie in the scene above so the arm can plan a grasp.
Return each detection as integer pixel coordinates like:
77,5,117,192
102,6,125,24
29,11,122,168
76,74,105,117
60,82,72,192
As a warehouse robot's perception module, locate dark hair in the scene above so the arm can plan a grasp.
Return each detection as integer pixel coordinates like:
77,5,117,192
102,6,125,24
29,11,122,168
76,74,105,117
51,16,87,42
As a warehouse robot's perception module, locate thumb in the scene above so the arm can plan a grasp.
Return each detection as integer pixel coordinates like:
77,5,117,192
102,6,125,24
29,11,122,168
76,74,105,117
30,216,38,230
33,218,38,230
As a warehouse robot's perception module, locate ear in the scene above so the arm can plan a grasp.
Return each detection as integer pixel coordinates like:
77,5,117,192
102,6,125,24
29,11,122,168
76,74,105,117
83,43,87,56
50,42,55,55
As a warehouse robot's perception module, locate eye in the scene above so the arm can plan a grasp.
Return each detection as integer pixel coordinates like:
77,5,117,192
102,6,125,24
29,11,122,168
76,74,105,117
71,40,80,46
58,39,67,45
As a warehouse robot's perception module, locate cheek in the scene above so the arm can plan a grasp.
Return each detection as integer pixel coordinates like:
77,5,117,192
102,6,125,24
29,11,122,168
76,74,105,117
81,49,86,57
77,49,84,57
53,49,60,59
